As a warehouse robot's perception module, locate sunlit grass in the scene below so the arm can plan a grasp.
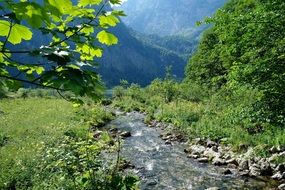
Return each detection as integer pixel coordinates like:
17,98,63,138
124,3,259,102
0,98,83,188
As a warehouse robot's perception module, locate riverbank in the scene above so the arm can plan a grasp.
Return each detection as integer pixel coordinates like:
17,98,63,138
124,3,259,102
111,83,285,189
106,110,283,189
147,119,285,189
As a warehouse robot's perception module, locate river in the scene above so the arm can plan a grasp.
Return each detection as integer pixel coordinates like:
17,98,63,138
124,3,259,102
105,111,276,190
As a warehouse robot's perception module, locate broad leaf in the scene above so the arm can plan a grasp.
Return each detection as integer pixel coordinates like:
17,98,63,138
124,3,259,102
78,0,102,7
99,15,119,27
96,30,118,45
0,20,32,44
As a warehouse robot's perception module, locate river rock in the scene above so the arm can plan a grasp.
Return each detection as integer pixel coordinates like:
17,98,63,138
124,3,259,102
120,131,131,138
93,130,103,139
244,148,255,159
162,134,172,141
212,157,226,166
279,152,285,157
227,163,238,169
205,187,219,190
156,122,164,128
269,154,279,163
193,138,204,145
226,158,239,166
239,159,249,170
259,161,273,176
271,172,283,180
206,139,218,148
276,164,285,173
239,170,250,177
146,180,157,186
203,147,219,160
165,140,172,145
223,169,233,175
189,145,206,156
278,183,285,190
270,146,280,154
187,154,199,159
249,164,261,177
198,157,209,163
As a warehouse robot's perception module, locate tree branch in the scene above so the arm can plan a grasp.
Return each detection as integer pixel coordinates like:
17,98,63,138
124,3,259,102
1,20,14,51
0,75,67,91
49,0,108,48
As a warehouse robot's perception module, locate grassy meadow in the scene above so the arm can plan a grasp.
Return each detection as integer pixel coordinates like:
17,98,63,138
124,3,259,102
0,93,138,189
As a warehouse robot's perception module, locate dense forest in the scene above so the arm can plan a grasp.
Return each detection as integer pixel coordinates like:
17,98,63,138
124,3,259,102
1,0,285,189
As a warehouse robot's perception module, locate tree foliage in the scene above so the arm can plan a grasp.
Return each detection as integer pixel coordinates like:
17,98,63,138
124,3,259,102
186,0,285,126
0,0,124,103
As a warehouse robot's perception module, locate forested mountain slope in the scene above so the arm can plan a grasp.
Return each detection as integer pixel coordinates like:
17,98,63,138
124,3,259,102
98,23,187,87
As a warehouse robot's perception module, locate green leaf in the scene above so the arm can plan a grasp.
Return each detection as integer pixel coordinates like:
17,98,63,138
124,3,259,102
78,0,102,7
96,30,118,45
109,0,122,5
35,66,45,75
99,15,120,27
81,25,94,35
111,10,126,17
0,20,33,45
13,2,50,28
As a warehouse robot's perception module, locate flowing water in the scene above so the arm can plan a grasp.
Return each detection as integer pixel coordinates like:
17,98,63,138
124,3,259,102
106,112,276,190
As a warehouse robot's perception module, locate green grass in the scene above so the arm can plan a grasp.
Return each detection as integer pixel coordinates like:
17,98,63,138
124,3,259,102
0,96,138,190
112,84,285,157
0,98,83,188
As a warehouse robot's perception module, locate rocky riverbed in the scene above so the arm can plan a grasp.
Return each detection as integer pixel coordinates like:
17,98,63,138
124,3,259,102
104,111,284,189
148,119,285,190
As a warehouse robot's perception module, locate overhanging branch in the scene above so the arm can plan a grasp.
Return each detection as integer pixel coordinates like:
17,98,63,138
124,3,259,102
0,75,67,91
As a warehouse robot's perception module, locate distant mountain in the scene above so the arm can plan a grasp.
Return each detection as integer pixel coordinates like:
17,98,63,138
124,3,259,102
118,0,227,36
98,23,191,87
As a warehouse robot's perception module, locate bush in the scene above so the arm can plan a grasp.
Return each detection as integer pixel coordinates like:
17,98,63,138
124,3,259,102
32,134,138,190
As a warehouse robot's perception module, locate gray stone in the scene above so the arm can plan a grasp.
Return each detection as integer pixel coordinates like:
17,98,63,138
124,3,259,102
206,139,218,148
282,171,285,179
270,146,279,154
193,138,203,145
269,154,279,163
226,158,239,166
189,145,206,156
146,180,157,186
187,154,199,159
279,152,285,157
278,183,285,190
165,140,172,145
211,145,219,152
271,172,283,180
223,169,233,175
205,187,219,190
239,170,250,176
212,157,226,166
276,164,285,173
227,164,238,169
120,131,131,138
260,161,273,176
223,153,232,160
198,157,209,163
203,148,219,160
93,130,103,138
249,165,261,177
239,159,249,170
